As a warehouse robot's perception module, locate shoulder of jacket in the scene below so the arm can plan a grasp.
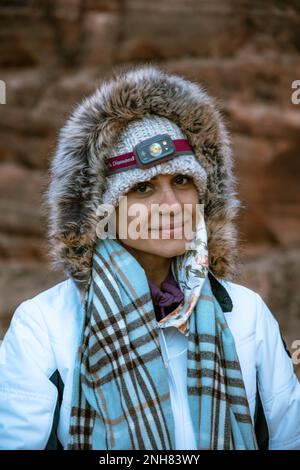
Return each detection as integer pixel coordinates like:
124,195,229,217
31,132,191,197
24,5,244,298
218,278,261,307
217,278,265,341
24,278,71,303
10,278,82,332
19,278,79,311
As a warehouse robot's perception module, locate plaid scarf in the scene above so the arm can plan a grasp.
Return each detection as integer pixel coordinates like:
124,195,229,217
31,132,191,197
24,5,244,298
67,218,257,449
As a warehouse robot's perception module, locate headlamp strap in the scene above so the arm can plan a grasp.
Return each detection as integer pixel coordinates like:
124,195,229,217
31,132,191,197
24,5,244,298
106,138,193,175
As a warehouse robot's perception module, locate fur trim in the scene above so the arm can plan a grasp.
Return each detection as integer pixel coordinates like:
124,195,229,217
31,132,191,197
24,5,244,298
44,63,241,296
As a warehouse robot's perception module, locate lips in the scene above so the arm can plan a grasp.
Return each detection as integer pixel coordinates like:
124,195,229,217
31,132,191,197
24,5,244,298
160,225,183,230
149,224,184,231
149,220,189,231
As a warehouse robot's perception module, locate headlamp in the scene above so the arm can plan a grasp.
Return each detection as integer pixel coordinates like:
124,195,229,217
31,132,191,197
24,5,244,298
106,133,194,175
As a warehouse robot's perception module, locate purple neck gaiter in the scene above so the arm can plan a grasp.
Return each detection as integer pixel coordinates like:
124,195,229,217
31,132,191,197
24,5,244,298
147,268,184,322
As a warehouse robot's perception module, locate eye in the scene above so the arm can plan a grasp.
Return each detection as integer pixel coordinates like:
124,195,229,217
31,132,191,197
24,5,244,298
132,181,152,194
173,174,193,186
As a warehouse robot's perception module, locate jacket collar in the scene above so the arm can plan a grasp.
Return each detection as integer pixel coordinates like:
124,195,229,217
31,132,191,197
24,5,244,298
208,271,233,312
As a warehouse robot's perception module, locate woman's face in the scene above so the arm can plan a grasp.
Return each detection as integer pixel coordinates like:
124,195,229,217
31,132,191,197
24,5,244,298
115,173,199,259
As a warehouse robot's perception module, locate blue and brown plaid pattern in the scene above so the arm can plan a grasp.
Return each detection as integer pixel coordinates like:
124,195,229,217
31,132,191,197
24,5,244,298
67,238,257,449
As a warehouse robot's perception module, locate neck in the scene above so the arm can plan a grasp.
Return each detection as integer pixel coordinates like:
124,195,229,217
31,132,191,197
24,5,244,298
123,245,171,288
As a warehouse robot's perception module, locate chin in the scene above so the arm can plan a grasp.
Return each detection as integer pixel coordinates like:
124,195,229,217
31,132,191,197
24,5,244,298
147,238,188,258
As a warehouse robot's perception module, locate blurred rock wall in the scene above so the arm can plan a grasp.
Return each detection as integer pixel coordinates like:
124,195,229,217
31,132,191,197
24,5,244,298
0,0,299,375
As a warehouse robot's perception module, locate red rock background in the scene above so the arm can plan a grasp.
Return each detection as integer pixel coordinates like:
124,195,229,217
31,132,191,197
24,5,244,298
0,1,299,376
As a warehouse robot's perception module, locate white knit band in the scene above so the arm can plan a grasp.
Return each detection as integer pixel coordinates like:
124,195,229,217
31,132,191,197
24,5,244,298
102,114,207,207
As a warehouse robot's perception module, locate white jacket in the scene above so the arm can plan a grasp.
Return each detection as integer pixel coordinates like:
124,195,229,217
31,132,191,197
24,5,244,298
1,275,300,450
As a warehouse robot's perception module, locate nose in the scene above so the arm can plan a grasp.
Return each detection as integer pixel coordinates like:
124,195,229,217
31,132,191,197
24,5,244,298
157,185,182,220
159,184,181,205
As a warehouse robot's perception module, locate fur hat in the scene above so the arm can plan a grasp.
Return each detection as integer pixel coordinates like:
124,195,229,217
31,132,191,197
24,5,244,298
45,64,241,295
102,114,207,208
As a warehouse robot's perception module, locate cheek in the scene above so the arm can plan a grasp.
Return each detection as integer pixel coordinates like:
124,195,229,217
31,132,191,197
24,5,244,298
178,189,199,224
116,200,151,235
183,186,200,205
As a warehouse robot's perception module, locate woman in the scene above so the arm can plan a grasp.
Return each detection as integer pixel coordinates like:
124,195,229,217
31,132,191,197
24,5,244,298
0,64,299,450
